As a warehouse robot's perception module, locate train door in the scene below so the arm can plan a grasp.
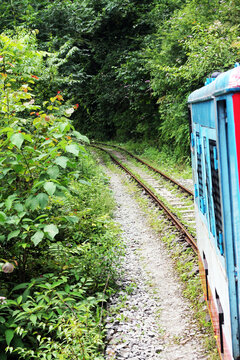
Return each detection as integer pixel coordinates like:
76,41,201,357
216,97,240,359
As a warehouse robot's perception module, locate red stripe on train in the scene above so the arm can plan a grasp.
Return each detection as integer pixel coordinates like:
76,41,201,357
232,94,240,189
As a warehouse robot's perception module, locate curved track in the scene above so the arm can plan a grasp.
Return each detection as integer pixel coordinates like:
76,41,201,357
95,143,194,197
92,144,198,254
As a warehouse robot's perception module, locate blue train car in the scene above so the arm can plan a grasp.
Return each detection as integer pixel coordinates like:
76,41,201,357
188,65,240,360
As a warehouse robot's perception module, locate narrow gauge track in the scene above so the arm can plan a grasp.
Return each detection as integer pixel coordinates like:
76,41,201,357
94,142,194,197
92,144,198,254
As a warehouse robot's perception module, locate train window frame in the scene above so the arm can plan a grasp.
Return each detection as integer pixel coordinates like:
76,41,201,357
196,132,205,214
193,124,225,259
203,136,215,238
209,138,224,255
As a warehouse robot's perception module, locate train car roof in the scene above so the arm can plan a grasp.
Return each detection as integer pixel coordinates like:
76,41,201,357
188,66,240,103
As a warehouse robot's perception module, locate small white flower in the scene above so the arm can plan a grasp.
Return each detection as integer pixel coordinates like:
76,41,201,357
65,107,74,115
0,296,7,304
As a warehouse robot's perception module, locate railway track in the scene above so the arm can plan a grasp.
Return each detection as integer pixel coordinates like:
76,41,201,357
91,144,198,254
94,142,194,197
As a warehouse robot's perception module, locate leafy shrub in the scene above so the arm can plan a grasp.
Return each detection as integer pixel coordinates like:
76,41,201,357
0,32,122,359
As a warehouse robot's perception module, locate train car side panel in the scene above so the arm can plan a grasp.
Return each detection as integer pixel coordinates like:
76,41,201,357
216,96,240,358
194,199,232,359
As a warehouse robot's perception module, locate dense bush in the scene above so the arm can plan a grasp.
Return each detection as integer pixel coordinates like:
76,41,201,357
0,32,122,359
145,0,240,158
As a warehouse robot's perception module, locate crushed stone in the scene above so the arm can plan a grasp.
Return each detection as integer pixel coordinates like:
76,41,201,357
103,166,209,360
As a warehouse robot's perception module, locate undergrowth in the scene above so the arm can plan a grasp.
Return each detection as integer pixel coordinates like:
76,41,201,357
107,140,193,180
0,34,123,360
0,155,123,360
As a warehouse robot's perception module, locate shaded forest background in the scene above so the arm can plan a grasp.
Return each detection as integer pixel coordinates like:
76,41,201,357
1,0,240,158
1,1,239,358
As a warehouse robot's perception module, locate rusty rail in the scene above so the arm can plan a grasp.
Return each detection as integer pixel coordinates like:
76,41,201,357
92,144,198,254
94,143,194,197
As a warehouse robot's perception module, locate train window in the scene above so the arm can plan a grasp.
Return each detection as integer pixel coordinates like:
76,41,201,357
209,139,224,255
196,133,205,213
215,290,224,354
204,137,215,236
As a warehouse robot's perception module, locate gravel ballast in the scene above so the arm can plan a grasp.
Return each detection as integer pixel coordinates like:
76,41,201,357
104,165,210,360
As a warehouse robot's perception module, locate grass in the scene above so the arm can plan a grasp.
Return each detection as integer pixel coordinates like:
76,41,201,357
105,140,193,181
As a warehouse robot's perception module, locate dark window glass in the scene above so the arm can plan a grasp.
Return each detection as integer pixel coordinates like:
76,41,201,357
204,137,215,236
196,133,203,198
209,139,223,254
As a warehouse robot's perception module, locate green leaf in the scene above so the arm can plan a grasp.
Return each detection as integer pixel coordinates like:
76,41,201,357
65,216,79,223
17,295,22,304
31,231,44,246
23,134,33,143
10,133,24,149
5,194,17,210
30,197,39,211
47,166,59,179
5,329,14,346
12,283,30,292
25,196,38,211
0,126,13,134
36,193,49,209
35,214,48,221
44,182,56,196
66,144,79,156
72,131,89,144
14,203,24,213
8,230,20,241
30,314,37,326
78,179,91,186
0,211,7,224
0,235,5,242
44,224,59,239
6,215,20,225
54,156,68,169
59,122,70,132
32,180,45,189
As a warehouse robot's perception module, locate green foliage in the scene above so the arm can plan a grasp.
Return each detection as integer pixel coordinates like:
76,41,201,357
119,140,192,178
1,223,120,359
0,32,121,359
1,0,240,160
145,0,240,157
2,1,239,356
183,21,239,79
0,0,159,141
114,51,158,140
0,33,87,278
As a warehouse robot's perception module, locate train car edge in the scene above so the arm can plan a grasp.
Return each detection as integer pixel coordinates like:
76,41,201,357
188,65,240,360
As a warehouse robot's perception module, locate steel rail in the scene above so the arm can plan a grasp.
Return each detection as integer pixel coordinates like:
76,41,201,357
92,144,198,254
94,142,194,197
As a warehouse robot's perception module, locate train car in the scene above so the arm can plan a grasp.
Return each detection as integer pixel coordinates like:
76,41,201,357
188,65,240,360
